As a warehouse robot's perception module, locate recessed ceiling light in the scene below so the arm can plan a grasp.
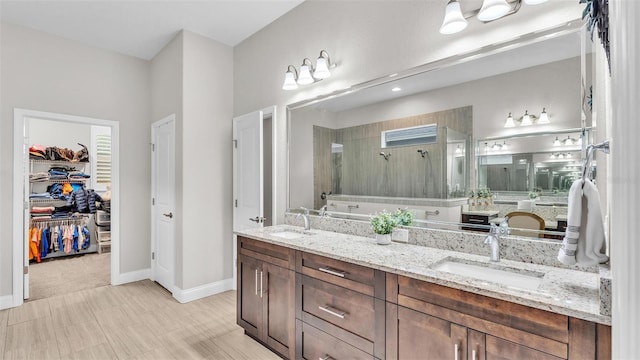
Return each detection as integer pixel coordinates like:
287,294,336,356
391,87,402,92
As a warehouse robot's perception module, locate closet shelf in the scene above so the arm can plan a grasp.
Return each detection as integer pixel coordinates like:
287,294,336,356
30,178,88,184
30,198,67,205
30,215,89,223
30,159,90,165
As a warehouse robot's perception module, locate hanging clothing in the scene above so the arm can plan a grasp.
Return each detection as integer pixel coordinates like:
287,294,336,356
40,228,49,259
72,225,79,253
82,225,91,250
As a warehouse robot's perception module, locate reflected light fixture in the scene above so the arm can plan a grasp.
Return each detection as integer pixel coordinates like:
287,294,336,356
521,110,533,126
297,58,315,85
440,0,468,34
553,136,561,146
281,65,298,90
537,107,550,124
314,50,332,79
501,141,509,151
504,112,515,128
455,144,464,154
440,0,547,35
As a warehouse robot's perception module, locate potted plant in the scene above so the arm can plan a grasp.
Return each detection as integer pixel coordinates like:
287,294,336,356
370,210,397,245
391,209,414,243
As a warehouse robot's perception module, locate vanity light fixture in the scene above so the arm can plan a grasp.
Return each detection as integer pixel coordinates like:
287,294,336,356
282,50,336,90
455,144,464,154
553,136,561,146
501,141,509,151
439,0,547,35
282,65,298,90
503,108,549,127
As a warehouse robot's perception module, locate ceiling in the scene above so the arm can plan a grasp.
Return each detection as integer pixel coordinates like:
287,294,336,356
0,0,304,60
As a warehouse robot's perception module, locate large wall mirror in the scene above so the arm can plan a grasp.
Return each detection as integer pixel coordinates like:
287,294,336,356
287,21,596,240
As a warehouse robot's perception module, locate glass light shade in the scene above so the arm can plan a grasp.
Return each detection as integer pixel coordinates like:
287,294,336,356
314,57,331,79
297,64,314,85
504,112,515,128
521,110,533,126
502,141,508,150
538,108,550,124
477,0,511,21
491,143,501,151
553,137,561,146
439,0,468,35
455,145,463,154
523,0,548,4
282,70,298,90
577,136,583,146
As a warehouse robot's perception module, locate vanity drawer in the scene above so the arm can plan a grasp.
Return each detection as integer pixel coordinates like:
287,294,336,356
296,319,373,360
299,252,377,296
461,214,496,232
238,236,295,270
300,274,375,342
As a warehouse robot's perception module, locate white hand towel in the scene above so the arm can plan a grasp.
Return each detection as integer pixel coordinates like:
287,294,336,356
577,179,609,265
558,179,609,266
558,179,582,265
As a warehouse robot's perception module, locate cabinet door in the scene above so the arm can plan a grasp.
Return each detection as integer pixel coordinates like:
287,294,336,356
468,329,486,360
237,254,262,339
263,262,294,359
396,306,467,360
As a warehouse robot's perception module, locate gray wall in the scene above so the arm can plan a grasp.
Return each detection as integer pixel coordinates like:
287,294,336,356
0,22,151,296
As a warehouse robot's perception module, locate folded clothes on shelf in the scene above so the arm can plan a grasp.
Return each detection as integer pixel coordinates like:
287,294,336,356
29,172,50,182
68,171,90,178
31,206,54,214
29,192,52,199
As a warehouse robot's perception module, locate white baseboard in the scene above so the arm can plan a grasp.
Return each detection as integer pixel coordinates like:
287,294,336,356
113,268,151,286
173,278,234,304
0,294,17,311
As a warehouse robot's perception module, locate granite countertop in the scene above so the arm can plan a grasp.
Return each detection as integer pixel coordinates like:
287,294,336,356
235,224,610,326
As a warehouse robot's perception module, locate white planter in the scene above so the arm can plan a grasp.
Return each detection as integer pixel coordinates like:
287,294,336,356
391,228,409,243
375,233,392,245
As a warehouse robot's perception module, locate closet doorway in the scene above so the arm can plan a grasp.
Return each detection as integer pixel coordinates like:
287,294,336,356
12,109,120,306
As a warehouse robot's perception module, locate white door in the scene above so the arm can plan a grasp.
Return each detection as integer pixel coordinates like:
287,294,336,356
151,116,176,292
233,111,265,231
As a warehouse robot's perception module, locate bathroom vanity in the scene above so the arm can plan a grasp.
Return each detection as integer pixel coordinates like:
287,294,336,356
235,225,611,360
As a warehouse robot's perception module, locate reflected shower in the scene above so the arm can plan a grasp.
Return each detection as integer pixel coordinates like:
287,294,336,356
417,149,428,158
379,152,391,160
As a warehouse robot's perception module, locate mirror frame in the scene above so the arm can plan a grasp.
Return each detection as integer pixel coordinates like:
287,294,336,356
285,20,584,238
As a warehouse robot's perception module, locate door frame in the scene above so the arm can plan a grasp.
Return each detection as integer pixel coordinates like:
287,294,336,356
150,114,176,293
232,105,277,290
12,108,120,308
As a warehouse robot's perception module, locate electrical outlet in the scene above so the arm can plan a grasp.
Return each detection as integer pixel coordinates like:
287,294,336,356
391,228,409,243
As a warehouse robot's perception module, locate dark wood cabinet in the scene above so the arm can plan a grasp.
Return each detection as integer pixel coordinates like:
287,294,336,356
237,236,611,360
237,237,295,359
386,274,612,360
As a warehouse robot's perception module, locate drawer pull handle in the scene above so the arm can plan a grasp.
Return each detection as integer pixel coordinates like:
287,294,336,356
319,355,334,360
318,267,346,278
467,219,485,223
318,305,346,319
454,343,459,360
255,269,258,296
260,271,263,298
472,349,477,360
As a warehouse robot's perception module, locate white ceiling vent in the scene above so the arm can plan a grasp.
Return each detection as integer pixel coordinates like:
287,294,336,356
381,124,438,148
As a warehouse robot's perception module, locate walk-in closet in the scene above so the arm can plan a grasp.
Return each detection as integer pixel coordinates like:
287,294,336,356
25,117,113,301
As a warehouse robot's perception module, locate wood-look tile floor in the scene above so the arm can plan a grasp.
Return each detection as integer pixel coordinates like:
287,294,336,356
0,280,280,360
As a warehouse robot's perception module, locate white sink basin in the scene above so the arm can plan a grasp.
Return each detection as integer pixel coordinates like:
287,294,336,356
432,258,544,291
270,229,316,239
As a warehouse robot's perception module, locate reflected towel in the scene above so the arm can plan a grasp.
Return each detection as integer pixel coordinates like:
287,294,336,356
558,179,609,266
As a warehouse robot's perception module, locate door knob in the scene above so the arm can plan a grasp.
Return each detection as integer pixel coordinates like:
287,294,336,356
163,212,173,218
249,216,267,223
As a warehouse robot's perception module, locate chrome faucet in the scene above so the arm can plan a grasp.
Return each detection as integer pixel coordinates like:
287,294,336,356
297,207,310,230
319,205,328,217
484,218,509,262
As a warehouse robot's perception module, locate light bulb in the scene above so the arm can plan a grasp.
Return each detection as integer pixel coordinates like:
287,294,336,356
504,112,515,128
521,110,532,126
314,55,331,79
282,69,298,90
439,0,468,35
538,107,550,124
297,64,314,85
477,0,511,21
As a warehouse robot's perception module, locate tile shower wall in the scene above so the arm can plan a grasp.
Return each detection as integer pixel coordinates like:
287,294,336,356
313,106,472,207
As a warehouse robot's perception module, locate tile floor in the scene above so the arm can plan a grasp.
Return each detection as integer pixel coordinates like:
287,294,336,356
0,280,280,359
